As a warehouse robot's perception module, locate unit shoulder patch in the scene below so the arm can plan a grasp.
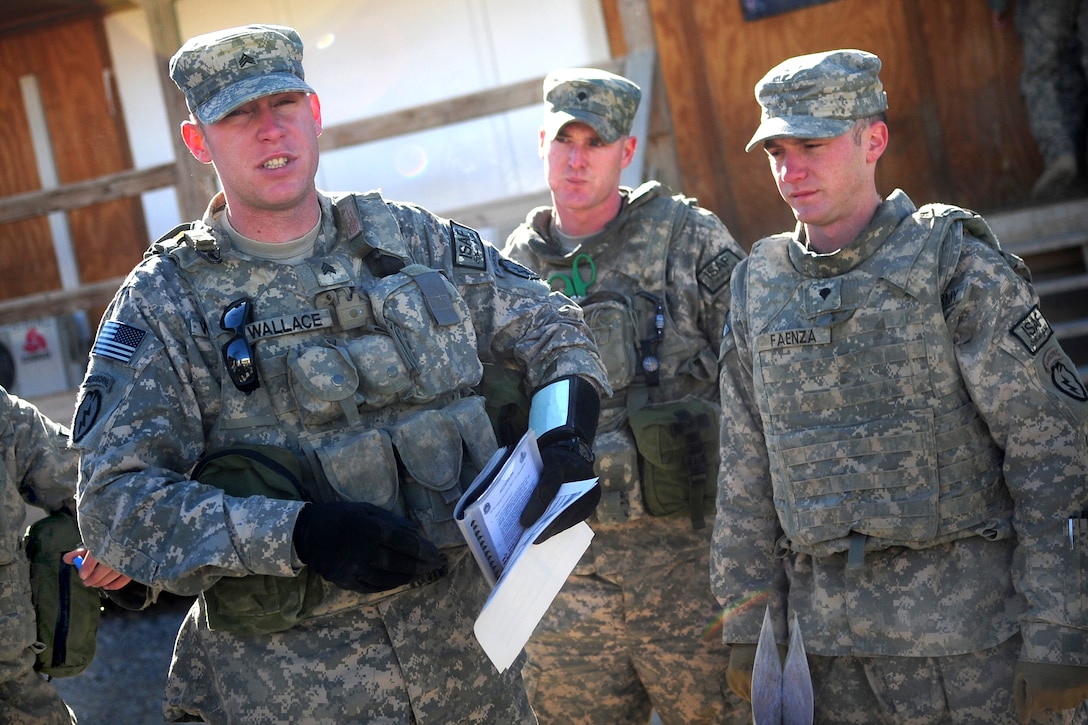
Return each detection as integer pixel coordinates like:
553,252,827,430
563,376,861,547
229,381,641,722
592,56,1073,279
451,221,487,271
698,249,742,295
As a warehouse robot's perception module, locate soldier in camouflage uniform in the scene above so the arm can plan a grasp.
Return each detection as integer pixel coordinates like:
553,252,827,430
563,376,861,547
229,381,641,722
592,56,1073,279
69,25,608,724
715,49,1088,723
0,387,129,725
990,0,1088,200
498,68,749,725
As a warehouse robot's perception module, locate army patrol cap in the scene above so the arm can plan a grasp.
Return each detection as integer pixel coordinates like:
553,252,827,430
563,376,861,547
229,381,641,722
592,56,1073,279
543,68,641,144
170,24,316,125
746,49,888,152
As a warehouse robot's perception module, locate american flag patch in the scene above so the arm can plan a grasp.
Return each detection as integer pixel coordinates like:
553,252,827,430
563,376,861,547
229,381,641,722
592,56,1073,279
92,321,146,364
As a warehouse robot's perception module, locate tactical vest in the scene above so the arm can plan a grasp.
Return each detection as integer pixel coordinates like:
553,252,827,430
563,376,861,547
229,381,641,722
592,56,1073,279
153,192,497,550
569,182,715,406
512,182,724,527
745,204,1014,558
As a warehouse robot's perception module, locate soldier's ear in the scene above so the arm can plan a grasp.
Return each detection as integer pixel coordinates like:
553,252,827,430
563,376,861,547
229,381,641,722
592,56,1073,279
309,94,323,136
181,120,212,164
865,120,888,163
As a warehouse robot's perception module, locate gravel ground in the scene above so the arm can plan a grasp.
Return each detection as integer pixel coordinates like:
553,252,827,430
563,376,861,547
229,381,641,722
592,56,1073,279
51,596,193,725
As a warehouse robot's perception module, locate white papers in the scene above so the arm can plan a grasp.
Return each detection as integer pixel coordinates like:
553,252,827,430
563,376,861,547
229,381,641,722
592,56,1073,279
454,431,596,672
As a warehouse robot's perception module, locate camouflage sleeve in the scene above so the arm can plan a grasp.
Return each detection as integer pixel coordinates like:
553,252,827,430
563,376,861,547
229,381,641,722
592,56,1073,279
70,262,302,596
947,236,1088,665
685,205,746,352
712,256,789,646
385,201,610,395
4,389,77,516
1,389,76,553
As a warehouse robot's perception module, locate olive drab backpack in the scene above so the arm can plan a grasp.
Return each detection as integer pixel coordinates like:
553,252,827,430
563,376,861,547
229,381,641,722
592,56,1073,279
24,511,103,678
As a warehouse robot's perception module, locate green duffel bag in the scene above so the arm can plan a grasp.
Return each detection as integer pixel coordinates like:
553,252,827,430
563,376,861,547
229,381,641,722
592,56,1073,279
628,398,720,529
25,511,102,677
191,445,324,635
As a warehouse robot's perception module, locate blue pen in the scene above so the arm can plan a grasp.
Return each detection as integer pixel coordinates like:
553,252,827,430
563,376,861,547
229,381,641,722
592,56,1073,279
73,555,84,570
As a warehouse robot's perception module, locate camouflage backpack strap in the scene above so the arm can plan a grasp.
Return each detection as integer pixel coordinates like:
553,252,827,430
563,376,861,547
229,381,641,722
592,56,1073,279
623,188,721,529
916,202,1031,294
333,190,410,277
626,186,695,412
147,220,223,264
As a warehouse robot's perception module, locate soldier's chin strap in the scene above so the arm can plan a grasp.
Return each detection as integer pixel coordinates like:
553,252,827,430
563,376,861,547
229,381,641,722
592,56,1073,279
527,375,599,453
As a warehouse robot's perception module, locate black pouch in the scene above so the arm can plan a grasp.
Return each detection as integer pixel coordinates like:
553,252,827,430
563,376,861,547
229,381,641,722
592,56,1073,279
628,398,720,528
191,445,324,635
24,511,102,677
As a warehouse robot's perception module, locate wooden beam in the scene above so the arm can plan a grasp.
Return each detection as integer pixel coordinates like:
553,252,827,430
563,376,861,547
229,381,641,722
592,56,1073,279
0,163,175,225
319,59,623,152
0,277,125,327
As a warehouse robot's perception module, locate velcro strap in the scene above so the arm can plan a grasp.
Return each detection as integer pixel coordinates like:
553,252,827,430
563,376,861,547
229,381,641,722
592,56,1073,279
415,270,460,326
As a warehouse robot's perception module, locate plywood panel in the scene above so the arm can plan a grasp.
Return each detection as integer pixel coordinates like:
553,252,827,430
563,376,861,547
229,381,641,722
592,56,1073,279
0,30,59,299
0,14,147,302
649,0,1037,248
914,1,1038,207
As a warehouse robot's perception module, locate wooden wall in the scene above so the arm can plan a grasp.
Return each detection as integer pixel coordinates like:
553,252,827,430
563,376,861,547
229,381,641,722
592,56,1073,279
645,0,1038,248
0,14,147,303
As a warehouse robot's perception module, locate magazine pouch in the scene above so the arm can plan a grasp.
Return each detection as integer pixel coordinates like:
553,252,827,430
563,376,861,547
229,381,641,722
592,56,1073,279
629,398,720,529
389,407,466,549
580,291,639,391
591,426,642,526
191,445,325,635
24,511,102,677
369,264,483,403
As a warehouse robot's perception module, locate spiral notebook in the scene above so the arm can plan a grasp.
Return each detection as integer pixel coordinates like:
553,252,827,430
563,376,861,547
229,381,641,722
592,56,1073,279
454,430,597,671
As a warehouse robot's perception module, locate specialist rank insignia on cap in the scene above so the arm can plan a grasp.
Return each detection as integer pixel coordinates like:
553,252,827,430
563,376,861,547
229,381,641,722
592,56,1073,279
542,67,642,144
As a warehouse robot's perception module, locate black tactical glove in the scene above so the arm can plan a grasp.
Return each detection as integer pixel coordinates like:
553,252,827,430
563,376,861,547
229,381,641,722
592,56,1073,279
293,501,443,593
1013,661,1088,723
520,438,601,543
519,375,601,542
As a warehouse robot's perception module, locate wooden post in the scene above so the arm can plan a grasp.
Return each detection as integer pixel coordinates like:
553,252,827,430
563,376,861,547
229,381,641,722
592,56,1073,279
613,0,682,192
139,0,217,221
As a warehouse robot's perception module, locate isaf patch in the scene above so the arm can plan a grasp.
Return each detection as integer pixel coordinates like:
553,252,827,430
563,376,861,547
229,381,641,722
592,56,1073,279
451,221,486,271
1010,305,1053,355
698,249,742,295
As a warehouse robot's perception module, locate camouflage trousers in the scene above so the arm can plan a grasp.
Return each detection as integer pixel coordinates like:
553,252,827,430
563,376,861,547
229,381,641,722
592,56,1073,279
807,634,1084,724
1017,0,1088,163
523,517,750,725
0,669,75,725
163,550,535,724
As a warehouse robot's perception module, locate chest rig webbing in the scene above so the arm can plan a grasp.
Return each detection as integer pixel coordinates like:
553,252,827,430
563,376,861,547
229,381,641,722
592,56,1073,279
746,204,1012,559
153,192,496,549
528,182,722,527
